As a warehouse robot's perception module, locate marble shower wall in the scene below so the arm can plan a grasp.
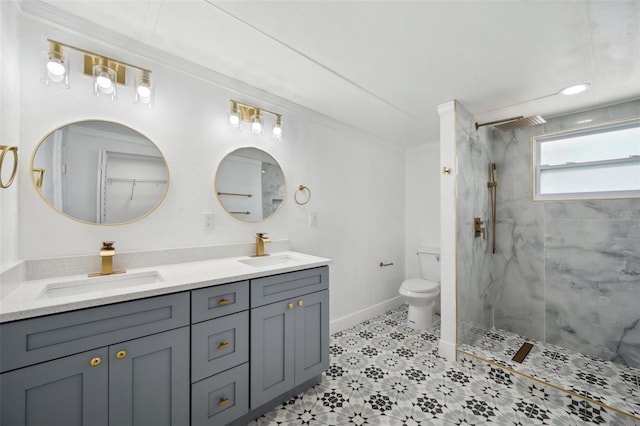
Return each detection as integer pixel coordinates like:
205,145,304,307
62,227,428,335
455,102,494,346
490,100,640,368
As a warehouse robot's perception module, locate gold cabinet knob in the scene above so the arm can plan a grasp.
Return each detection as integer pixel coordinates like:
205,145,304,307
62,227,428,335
218,298,231,306
116,350,127,359
90,357,102,367
287,303,294,310
218,342,230,350
218,397,230,407
298,300,304,307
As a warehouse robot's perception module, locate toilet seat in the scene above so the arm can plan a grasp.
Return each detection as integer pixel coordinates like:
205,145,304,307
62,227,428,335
401,278,439,293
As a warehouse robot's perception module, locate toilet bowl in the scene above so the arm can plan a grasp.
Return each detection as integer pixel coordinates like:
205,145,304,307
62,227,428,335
399,248,441,329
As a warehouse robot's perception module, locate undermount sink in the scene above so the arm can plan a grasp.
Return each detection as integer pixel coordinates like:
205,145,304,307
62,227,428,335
37,271,164,300
238,254,300,268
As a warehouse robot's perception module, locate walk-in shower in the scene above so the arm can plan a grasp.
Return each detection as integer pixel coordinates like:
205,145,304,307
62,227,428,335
456,101,639,422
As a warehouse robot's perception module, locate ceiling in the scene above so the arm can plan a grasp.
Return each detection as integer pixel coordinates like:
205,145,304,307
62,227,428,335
31,1,640,146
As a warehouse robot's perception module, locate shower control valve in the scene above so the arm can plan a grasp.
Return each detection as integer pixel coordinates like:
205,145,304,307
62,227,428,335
474,217,486,239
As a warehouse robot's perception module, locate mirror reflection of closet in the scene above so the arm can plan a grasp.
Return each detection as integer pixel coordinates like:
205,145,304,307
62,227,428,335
215,147,285,222
31,120,169,225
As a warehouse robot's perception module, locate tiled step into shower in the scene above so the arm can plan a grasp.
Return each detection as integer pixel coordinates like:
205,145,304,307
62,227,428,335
458,327,640,422
248,305,639,425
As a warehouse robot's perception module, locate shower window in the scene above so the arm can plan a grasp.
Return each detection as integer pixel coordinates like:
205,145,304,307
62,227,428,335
533,117,640,200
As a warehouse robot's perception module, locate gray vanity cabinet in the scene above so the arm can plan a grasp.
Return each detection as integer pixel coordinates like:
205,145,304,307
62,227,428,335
191,281,250,426
0,293,190,426
108,327,190,426
0,348,109,426
250,267,329,409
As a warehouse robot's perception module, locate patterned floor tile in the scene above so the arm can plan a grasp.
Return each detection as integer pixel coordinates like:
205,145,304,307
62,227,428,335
250,305,640,425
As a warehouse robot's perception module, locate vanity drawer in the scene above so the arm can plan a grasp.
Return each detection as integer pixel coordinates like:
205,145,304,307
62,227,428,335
191,311,249,382
251,266,329,307
0,292,189,373
191,281,249,323
192,362,249,426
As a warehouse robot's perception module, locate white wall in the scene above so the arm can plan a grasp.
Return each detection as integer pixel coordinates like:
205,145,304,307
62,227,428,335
404,142,440,279
0,1,20,270
5,8,406,325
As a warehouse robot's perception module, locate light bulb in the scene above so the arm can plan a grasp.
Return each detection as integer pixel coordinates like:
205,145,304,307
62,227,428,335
229,114,240,127
250,111,263,135
96,73,113,89
47,59,66,78
41,46,69,88
272,115,283,141
136,85,151,98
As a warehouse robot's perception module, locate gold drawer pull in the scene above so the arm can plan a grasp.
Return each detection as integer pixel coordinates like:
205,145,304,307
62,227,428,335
218,342,230,350
116,350,127,359
90,357,102,367
298,300,304,307
218,397,230,407
218,298,231,306
287,303,294,310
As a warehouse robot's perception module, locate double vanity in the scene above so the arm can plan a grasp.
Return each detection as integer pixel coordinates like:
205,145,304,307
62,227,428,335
0,250,331,426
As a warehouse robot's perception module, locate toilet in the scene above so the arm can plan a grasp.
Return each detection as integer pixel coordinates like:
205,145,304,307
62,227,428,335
399,248,441,329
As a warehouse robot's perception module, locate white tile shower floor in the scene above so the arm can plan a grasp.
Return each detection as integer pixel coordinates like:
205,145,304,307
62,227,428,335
247,305,639,425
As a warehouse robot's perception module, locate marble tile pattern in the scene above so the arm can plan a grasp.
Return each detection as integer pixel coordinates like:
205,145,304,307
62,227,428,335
459,326,640,420
249,305,639,425
455,102,494,347
487,99,640,368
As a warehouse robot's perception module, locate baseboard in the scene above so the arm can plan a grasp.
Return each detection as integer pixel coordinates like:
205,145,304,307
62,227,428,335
330,296,404,334
439,339,457,361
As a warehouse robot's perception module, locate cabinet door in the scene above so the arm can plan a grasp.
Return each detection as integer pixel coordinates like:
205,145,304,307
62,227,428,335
109,327,189,426
294,289,330,385
0,348,108,426
250,299,295,409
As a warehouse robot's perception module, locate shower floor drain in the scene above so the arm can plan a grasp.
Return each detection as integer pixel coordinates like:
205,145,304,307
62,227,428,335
512,342,534,363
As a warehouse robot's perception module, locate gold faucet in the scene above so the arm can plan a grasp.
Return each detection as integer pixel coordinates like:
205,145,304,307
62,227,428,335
255,233,271,257
89,241,126,277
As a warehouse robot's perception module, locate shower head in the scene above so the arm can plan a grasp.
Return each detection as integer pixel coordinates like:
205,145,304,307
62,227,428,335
475,115,546,131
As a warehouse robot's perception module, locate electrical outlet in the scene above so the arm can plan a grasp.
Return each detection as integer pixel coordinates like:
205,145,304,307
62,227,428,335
203,213,214,229
308,212,318,227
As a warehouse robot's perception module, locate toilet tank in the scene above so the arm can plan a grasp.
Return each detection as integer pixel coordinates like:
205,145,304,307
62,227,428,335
418,247,441,282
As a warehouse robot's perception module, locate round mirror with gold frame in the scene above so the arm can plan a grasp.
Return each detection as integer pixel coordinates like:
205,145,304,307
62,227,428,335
215,147,285,222
31,120,169,225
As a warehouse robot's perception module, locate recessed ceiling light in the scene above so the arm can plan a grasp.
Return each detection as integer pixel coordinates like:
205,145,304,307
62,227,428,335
560,83,591,96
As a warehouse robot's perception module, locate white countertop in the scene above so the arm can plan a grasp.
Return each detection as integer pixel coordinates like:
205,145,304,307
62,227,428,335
0,251,331,323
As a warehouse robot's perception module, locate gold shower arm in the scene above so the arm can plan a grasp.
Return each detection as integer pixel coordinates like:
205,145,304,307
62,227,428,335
475,116,523,130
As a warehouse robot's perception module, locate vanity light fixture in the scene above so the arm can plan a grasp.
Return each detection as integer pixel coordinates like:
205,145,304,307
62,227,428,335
41,41,70,88
41,39,153,106
250,110,264,135
272,115,283,142
134,70,154,106
92,57,117,99
228,101,241,129
227,100,283,141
